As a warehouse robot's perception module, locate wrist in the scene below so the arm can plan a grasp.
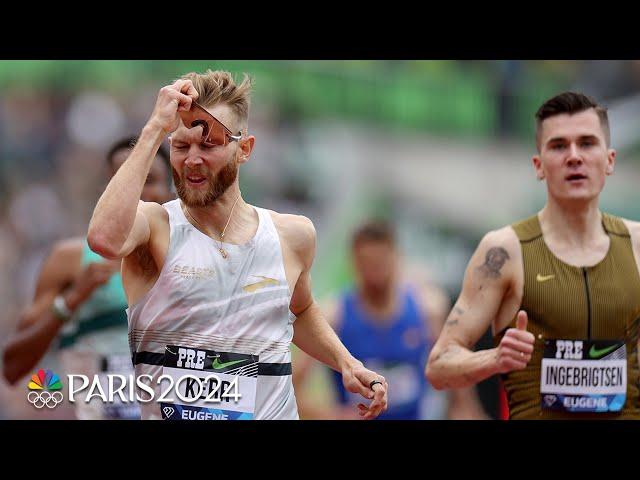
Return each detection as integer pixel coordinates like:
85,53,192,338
62,289,84,313
142,121,169,142
484,348,501,376
51,295,74,323
338,355,362,374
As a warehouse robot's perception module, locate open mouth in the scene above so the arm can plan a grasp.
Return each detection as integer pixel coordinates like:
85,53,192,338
186,174,207,186
566,173,588,182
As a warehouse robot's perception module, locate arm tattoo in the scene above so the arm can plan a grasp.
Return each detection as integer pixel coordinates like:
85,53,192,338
476,247,510,279
444,307,464,328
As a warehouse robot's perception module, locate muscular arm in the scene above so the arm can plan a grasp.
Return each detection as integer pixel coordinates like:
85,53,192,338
284,216,387,418
426,229,519,390
88,80,197,260
3,240,86,384
87,128,162,260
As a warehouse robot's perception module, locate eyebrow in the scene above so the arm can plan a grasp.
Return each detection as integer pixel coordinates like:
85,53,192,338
546,134,600,145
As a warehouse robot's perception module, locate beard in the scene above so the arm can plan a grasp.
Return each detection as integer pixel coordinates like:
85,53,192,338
173,159,238,208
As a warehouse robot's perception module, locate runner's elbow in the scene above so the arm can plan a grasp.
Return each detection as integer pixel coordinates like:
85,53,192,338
87,231,120,259
425,358,446,390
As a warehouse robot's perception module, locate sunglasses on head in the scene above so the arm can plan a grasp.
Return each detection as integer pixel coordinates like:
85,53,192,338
178,101,242,147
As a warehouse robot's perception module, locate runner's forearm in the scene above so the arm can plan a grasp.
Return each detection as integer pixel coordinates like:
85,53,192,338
3,309,68,385
3,286,93,384
88,125,165,256
427,344,499,389
292,301,361,373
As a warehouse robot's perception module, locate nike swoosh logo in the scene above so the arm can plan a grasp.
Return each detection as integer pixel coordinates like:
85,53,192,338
536,274,555,282
212,358,246,370
589,344,618,359
243,276,279,293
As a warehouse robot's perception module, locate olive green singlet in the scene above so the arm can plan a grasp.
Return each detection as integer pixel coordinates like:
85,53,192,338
494,213,640,419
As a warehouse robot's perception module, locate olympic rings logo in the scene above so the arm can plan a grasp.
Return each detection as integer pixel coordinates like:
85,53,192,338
27,390,64,409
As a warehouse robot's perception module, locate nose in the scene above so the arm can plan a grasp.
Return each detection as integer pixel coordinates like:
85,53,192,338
184,150,204,167
566,143,583,167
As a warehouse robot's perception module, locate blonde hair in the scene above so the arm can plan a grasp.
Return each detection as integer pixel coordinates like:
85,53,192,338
180,69,252,126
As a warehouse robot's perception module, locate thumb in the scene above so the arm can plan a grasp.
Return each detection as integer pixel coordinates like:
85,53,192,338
516,310,528,331
347,370,374,400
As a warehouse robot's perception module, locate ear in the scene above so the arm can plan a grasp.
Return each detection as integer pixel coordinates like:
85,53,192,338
606,148,616,175
532,154,544,181
237,135,255,165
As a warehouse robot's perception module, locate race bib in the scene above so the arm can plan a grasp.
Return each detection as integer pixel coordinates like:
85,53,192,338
540,339,627,413
160,345,258,421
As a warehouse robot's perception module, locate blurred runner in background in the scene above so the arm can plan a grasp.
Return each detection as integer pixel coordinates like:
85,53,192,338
295,220,487,419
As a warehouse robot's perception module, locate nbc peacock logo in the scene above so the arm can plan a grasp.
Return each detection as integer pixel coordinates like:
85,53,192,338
27,369,64,409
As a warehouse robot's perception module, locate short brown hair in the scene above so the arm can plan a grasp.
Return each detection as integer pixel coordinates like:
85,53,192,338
535,92,610,150
351,221,396,250
180,70,252,127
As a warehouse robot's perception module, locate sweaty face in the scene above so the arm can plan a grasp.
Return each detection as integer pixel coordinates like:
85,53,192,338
169,103,242,208
535,109,615,203
110,149,173,204
353,240,397,293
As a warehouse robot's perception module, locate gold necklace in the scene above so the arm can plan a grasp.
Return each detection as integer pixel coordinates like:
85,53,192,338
184,193,242,259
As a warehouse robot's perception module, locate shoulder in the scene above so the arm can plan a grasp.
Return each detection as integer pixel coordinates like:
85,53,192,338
467,225,522,287
268,210,316,257
140,200,170,223
47,237,84,267
476,225,520,257
34,237,84,293
621,217,640,248
139,201,170,240
621,217,640,236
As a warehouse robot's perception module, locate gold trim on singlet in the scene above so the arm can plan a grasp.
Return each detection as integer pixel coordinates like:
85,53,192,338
494,212,640,419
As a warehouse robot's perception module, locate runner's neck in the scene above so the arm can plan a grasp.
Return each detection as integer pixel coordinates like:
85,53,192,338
539,200,607,249
358,284,399,324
